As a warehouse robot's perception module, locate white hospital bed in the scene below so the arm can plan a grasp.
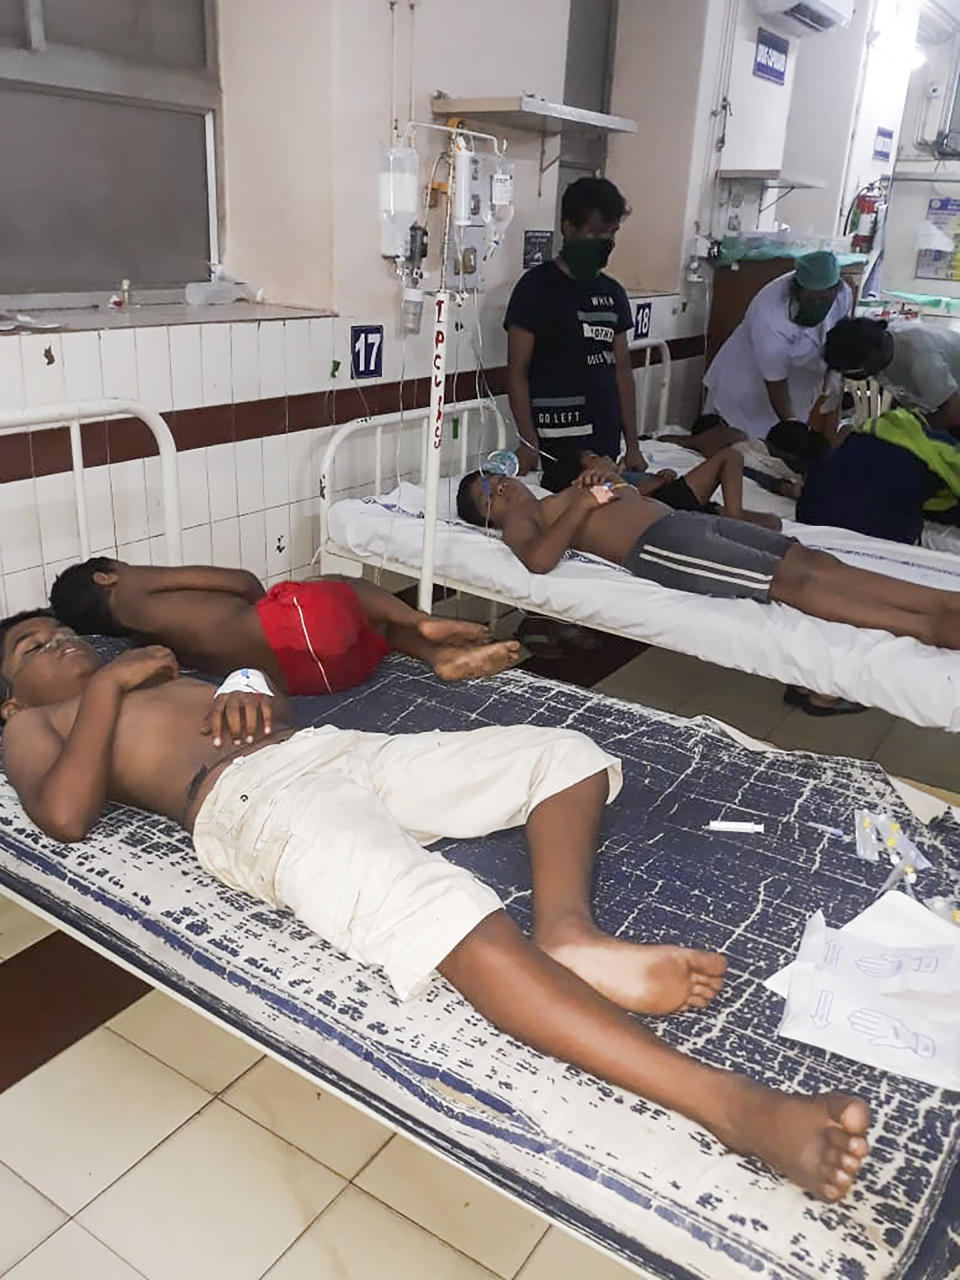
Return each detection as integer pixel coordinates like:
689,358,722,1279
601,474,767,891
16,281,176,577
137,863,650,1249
316,354,960,732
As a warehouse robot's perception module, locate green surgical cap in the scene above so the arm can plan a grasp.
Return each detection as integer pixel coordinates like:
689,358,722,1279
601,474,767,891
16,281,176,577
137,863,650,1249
794,250,840,291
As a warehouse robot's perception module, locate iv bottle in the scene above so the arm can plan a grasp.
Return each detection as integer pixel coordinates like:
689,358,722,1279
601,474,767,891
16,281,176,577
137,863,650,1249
379,143,419,259
401,285,424,335
490,160,515,230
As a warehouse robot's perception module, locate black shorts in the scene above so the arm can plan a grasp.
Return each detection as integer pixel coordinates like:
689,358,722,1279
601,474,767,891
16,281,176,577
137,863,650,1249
654,477,713,514
625,511,795,601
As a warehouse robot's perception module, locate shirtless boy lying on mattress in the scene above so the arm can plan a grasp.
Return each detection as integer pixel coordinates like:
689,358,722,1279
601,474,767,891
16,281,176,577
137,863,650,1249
0,610,870,1202
48,561,518,697
456,464,960,650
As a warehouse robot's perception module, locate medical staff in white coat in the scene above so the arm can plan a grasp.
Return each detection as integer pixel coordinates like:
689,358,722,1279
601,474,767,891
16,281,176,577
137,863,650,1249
703,251,852,439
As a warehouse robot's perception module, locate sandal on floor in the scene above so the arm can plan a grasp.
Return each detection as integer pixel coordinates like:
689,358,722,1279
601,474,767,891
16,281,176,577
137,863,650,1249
783,686,866,717
557,623,603,650
516,617,564,659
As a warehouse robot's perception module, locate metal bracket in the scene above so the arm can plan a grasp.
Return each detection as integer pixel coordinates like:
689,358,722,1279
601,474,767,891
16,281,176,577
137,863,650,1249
538,127,562,198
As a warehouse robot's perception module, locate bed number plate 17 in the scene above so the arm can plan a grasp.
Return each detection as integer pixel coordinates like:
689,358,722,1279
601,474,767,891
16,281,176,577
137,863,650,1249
351,325,384,379
633,301,652,341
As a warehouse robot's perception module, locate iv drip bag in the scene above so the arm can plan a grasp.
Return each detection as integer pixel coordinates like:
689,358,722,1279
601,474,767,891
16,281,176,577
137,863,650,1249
379,143,419,259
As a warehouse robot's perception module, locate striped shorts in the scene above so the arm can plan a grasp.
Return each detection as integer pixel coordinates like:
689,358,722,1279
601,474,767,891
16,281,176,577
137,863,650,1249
625,511,795,601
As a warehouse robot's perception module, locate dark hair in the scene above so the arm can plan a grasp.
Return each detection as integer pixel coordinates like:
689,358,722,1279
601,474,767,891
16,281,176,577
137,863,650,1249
0,608,53,701
823,317,890,374
766,420,829,475
456,471,486,526
560,177,630,229
49,557,125,637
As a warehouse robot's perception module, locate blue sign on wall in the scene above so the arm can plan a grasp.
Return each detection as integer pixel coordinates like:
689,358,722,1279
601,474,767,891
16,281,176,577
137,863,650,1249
873,127,894,163
754,27,789,85
350,324,384,380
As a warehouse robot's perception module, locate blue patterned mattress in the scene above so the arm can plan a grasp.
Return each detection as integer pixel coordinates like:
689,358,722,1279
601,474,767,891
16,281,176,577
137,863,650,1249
0,656,957,1280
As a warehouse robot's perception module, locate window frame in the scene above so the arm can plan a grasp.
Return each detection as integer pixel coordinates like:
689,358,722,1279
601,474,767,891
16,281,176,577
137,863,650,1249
0,0,220,309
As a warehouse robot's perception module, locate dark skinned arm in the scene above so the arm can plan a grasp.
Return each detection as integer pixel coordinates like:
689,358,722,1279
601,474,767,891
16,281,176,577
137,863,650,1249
506,326,541,473
613,332,642,469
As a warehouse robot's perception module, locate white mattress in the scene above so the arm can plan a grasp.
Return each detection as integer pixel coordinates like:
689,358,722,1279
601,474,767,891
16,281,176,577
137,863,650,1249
328,466,960,732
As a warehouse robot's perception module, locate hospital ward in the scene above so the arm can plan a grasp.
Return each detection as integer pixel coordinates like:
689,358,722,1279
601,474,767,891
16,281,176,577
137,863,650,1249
2,3,960,1279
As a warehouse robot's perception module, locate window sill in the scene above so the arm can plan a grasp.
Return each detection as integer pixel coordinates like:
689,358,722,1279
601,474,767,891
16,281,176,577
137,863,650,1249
0,301,336,335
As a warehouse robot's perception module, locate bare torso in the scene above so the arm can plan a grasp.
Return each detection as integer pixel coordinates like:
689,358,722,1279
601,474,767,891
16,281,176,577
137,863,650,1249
38,676,297,830
113,583,285,686
540,487,671,563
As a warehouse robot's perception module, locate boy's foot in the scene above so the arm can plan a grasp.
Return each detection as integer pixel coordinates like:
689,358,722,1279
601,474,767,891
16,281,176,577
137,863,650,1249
727,1087,870,1202
418,617,490,646
538,929,726,1015
432,640,522,682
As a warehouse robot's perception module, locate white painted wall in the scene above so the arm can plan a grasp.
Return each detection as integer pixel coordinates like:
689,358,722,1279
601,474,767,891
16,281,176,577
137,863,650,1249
720,2,799,173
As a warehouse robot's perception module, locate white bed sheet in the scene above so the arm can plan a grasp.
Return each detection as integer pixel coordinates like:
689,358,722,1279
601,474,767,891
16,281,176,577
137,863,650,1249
328,476,960,732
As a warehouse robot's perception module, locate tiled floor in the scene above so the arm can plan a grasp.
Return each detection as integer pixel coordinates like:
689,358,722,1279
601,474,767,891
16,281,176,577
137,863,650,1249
0,637,955,1279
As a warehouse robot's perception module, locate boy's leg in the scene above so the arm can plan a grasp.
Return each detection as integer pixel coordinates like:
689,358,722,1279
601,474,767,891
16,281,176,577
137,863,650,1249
525,771,726,1014
438,911,870,1202
327,576,521,679
772,546,960,648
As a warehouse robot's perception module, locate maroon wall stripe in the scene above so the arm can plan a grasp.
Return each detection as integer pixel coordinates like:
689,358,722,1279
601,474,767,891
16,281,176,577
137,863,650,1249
0,931,148,1092
0,335,705,482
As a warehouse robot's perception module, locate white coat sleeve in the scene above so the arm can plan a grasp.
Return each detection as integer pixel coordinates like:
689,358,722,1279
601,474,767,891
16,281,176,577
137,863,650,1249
745,296,791,383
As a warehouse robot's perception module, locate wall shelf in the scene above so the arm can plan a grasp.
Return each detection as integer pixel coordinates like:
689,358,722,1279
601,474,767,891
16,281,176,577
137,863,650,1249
431,94,638,136
718,169,827,190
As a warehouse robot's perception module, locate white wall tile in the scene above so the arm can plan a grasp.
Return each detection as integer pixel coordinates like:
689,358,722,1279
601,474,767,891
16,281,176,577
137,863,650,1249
21,333,65,406
0,336,26,410
143,456,166,540
177,450,210,528
234,437,264,515
262,433,290,509
110,458,149,545
201,324,232,406
82,466,117,554
99,330,139,400
135,327,173,412
290,498,319,571
3,566,46,612
287,429,318,505
284,320,312,396
211,516,241,568
206,442,238,523
0,573,7,615
148,534,166,564
170,325,203,411
238,510,267,581
181,523,212,563
118,539,151,566
41,557,75,596
61,331,104,403
230,323,260,403
258,322,285,398
0,479,42,574
264,505,291,579
309,318,335,391
35,471,81,567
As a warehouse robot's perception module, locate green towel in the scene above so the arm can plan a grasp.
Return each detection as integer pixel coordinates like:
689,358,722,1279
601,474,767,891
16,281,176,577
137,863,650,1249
853,408,960,513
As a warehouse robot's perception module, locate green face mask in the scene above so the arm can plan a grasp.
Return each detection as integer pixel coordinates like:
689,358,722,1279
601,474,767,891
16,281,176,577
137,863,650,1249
560,236,615,281
790,292,835,328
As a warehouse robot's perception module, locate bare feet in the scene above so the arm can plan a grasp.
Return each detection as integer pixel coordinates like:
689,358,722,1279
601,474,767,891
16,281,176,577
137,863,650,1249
725,1086,870,1201
432,640,522,682
418,617,489,646
538,929,727,1015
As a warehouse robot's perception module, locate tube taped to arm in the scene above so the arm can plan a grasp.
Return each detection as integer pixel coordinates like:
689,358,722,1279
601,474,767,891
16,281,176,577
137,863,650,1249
214,668,274,698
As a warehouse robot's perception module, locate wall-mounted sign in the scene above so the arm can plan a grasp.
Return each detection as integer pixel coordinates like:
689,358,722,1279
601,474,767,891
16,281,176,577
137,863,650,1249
754,27,789,86
873,127,894,163
350,324,384,379
633,300,652,341
523,229,554,270
916,196,960,282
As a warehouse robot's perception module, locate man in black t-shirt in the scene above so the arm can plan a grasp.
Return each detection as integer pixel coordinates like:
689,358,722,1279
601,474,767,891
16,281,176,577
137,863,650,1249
504,177,644,491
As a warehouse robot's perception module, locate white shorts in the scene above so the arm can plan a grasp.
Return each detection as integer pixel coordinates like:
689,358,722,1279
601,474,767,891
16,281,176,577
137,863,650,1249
193,724,622,999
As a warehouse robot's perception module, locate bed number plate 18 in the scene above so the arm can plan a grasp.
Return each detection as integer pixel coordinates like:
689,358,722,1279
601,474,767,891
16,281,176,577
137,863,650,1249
351,325,384,379
633,301,652,341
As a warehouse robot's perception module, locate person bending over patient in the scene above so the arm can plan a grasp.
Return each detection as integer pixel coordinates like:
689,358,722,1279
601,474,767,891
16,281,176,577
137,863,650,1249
566,449,781,530
49,560,518,695
0,610,869,1202
456,470,960,650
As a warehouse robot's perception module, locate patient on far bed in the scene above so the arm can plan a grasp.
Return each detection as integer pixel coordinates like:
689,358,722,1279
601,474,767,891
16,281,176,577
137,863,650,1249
1,611,870,1202
48,560,519,694
457,466,960,651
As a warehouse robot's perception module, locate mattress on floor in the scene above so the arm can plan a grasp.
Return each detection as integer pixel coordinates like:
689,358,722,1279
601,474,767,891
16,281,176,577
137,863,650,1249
1,657,958,1280
327,483,960,731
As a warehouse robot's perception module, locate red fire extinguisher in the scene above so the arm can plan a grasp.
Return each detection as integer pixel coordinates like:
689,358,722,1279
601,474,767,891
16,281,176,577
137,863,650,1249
848,184,884,253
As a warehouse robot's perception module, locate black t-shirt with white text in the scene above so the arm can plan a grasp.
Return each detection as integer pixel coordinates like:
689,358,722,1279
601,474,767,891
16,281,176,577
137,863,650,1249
504,261,633,487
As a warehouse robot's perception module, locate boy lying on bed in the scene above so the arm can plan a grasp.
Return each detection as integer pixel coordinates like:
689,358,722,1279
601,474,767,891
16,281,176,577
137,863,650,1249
555,447,781,530
457,460,960,650
47,561,519,694
0,610,869,1202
